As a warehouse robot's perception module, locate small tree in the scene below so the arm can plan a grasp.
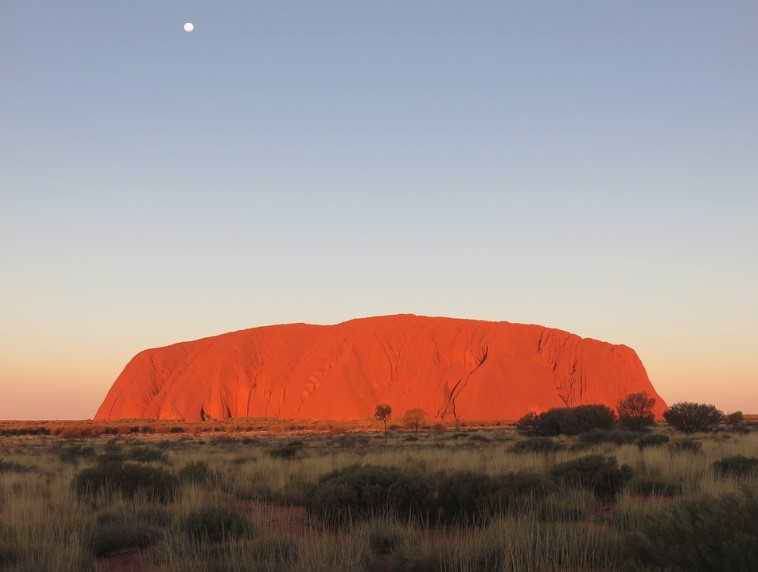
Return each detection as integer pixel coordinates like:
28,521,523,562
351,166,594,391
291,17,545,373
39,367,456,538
402,409,427,433
374,404,392,437
663,402,723,433
618,392,657,430
725,411,745,426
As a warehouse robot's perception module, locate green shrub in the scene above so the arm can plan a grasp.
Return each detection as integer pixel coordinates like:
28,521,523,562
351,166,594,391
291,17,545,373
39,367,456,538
713,455,758,479
433,470,557,524
183,507,253,543
669,438,703,454
628,476,683,497
0,459,35,474
269,441,305,460
58,444,97,465
628,491,758,571
432,471,495,524
550,455,632,501
664,402,723,433
90,521,161,557
509,437,564,454
73,462,178,503
617,392,657,431
636,433,670,449
305,465,433,523
179,461,214,484
516,405,616,436
125,446,167,464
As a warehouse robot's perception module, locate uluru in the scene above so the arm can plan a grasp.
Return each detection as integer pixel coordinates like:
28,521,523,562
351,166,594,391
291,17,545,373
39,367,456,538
95,314,666,422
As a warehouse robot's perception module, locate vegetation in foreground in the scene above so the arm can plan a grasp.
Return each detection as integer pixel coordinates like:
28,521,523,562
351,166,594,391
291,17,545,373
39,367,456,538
0,399,756,571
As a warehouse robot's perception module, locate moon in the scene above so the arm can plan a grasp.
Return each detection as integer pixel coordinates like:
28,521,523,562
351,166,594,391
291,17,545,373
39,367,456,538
183,22,194,33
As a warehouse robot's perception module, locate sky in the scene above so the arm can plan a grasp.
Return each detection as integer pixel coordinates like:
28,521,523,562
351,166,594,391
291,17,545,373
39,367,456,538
1,1,757,419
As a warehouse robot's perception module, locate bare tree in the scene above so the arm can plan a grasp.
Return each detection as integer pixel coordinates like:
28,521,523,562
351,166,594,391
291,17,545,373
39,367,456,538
402,408,427,433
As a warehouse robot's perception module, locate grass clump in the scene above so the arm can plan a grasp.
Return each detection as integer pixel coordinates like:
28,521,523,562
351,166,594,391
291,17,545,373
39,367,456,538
577,429,640,446
509,437,564,454
73,461,179,503
269,440,305,460
57,443,97,465
90,521,162,558
669,438,703,454
125,446,167,464
249,537,299,564
550,455,632,501
628,476,683,497
183,507,253,543
628,491,758,571
636,433,670,449
368,527,406,556
178,461,215,484
0,459,35,474
713,455,758,479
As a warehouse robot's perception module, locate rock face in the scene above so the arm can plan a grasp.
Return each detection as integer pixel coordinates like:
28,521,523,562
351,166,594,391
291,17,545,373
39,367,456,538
95,315,666,422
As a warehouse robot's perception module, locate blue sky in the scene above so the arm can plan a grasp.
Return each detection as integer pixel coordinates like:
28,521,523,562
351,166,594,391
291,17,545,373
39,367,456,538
2,1,757,418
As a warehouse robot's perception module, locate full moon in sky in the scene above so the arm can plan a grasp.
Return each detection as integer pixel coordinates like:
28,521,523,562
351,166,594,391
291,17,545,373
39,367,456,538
183,22,194,33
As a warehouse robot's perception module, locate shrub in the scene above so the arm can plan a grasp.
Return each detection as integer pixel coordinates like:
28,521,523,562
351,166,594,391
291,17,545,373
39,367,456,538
669,438,703,454
509,437,564,454
0,459,35,474
269,440,305,460
550,455,632,501
628,476,683,497
515,412,540,434
628,491,758,571
305,464,432,523
433,470,557,524
725,411,745,425
183,507,253,543
516,405,616,436
58,444,97,465
636,433,670,449
664,402,723,433
617,392,657,431
90,521,161,557
0,426,49,437
179,461,215,484
432,471,495,524
713,455,758,479
73,462,178,503
125,446,167,464
577,429,640,446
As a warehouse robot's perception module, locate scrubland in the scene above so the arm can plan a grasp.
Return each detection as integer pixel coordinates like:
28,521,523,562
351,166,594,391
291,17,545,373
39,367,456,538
0,420,757,571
